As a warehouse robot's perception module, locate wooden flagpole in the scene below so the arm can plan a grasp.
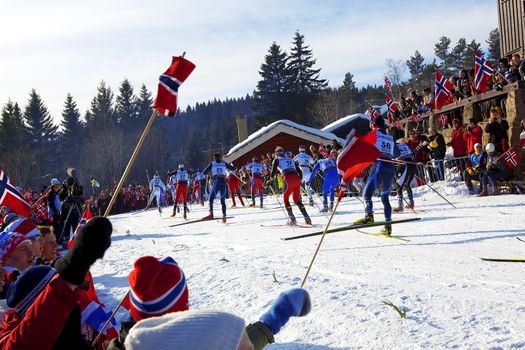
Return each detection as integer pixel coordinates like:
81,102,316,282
103,109,159,217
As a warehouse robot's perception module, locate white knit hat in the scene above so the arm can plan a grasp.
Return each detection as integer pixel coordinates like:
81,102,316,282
124,310,246,350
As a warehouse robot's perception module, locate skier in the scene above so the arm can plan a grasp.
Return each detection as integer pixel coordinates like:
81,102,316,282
293,146,315,206
145,174,166,214
270,147,311,225
172,164,190,219
354,116,398,236
308,150,340,212
393,140,417,212
243,156,267,208
227,169,245,208
203,153,236,223
191,169,205,205
167,170,178,212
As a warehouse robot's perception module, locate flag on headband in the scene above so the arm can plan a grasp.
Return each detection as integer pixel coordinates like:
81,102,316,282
474,52,494,93
503,147,519,169
0,168,31,217
336,129,380,189
438,113,448,127
153,56,196,117
68,208,93,250
384,75,392,93
386,96,398,125
434,71,453,110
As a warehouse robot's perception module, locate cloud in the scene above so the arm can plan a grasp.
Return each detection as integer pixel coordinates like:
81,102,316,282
0,0,497,123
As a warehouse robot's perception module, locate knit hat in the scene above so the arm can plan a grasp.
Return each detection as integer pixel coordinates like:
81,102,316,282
7,265,56,317
3,213,19,226
124,256,189,321
50,178,60,186
124,310,245,350
0,231,29,263
4,218,40,239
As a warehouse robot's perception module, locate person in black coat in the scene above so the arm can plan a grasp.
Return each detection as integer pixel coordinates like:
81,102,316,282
485,107,509,153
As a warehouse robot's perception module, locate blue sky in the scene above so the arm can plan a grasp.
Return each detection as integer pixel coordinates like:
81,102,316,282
0,0,497,124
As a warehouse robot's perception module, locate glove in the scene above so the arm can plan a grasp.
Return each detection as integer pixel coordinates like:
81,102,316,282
55,216,112,285
466,167,475,176
259,288,311,335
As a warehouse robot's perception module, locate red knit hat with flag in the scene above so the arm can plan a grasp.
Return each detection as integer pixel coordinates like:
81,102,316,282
123,256,189,321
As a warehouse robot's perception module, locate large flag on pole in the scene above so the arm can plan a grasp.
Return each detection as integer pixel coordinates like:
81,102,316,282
336,129,380,186
0,168,32,217
434,71,453,110
474,51,494,93
154,56,196,117
384,75,392,93
385,96,398,125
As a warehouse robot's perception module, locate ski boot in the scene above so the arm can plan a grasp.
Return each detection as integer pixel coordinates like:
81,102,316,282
143,206,149,211
231,204,237,208
221,216,227,224
329,202,334,212
171,210,176,217
380,223,392,236
249,201,256,207
158,206,162,215
393,204,403,213
183,206,188,220
259,203,263,208
320,204,329,213
203,212,214,220
304,216,312,225
405,201,414,210
353,212,374,225
288,215,297,226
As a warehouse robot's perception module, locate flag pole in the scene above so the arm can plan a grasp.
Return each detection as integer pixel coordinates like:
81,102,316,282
91,291,129,347
103,108,159,217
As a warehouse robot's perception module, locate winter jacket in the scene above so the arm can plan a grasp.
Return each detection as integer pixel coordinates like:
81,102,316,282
0,275,88,350
47,189,61,219
486,152,510,173
449,127,468,157
463,124,483,153
485,120,509,153
406,137,426,162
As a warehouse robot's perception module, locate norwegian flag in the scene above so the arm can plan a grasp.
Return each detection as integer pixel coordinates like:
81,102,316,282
385,96,398,125
408,113,422,123
368,106,380,124
30,195,48,225
384,75,393,93
503,147,519,169
68,208,93,250
393,121,405,130
0,168,32,217
474,52,494,93
438,113,449,127
78,289,118,340
153,56,196,117
434,71,453,110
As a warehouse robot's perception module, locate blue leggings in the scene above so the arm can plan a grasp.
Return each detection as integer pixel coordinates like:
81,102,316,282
209,178,227,216
363,161,395,221
322,169,339,206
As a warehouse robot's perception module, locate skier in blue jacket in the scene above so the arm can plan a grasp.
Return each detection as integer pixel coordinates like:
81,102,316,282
308,150,340,212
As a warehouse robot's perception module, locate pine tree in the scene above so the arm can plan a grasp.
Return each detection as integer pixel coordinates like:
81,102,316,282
342,73,356,92
406,50,426,82
136,84,153,127
449,38,467,73
60,94,83,163
114,78,137,127
434,36,452,74
486,28,500,62
0,100,26,152
253,42,290,117
463,40,483,71
286,31,327,124
23,89,58,149
85,80,114,129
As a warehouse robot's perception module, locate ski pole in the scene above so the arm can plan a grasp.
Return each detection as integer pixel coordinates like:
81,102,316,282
268,182,295,227
415,174,456,209
300,188,344,288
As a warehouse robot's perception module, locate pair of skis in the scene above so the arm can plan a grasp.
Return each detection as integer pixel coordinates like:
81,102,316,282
168,216,234,227
480,237,525,263
281,217,420,241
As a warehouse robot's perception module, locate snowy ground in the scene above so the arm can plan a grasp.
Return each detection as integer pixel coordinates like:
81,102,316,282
91,182,525,349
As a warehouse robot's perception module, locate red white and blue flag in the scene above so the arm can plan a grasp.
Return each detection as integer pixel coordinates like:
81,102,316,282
385,96,397,125
384,75,392,93
434,71,453,110
154,56,196,117
68,208,93,250
438,113,449,127
0,168,32,217
503,147,519,169
79,288,118,340
393,121,405,130
408,113,422,123
474,52,494,93
367,105,380,124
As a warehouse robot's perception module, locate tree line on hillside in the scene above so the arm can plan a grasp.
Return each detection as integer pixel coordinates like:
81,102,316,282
0,29,500,188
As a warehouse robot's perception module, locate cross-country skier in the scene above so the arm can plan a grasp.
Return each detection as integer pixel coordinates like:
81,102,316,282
353,116,399,236
293,146,315,206
393,141,416,212
145,174,166,214
172,164,190,219
308,150,340,212
191,169,205,205
203,153,236,223
227,169,245,208
243,156,267,208
270,146,311,225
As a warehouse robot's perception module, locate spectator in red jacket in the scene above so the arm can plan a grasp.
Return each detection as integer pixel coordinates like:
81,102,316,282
448,119,468,157
463,117,483,153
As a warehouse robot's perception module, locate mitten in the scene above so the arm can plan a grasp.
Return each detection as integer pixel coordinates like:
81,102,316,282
55,217,112,285
259,288,311,335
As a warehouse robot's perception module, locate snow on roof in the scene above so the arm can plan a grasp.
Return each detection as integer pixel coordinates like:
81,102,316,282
322,104,387,133
225,119,344,159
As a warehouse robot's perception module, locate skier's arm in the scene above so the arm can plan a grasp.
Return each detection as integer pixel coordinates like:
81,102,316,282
308,162,320,183
225,162,236,172
270,160,279,178
202,163,212,175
